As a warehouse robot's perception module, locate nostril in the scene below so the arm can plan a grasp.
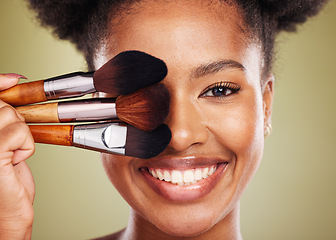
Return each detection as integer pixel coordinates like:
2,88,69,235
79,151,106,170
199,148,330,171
167,120,209,152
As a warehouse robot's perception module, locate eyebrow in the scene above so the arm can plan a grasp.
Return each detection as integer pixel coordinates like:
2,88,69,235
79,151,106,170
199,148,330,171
191,60,245,79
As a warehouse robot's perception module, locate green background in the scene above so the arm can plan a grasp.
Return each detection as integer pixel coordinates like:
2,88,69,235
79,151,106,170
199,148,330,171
0,1,335,239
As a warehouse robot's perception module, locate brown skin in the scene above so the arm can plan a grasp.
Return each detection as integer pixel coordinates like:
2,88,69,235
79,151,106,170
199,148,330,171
94,1,274,240
0,1,273,240
0,74,35,240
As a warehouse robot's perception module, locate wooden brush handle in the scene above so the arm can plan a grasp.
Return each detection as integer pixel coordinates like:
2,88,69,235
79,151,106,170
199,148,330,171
29,125,74,146
16,102,60,123
0,80,47,106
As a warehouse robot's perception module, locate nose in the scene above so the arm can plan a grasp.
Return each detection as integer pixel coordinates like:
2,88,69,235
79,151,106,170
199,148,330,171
165,94,209,152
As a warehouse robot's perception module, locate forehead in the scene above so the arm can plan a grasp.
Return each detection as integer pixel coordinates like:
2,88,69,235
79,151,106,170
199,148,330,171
107,1,247,49
95,0,261,80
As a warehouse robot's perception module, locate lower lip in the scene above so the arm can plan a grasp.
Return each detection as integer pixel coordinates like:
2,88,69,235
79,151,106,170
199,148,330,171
140,163,228,202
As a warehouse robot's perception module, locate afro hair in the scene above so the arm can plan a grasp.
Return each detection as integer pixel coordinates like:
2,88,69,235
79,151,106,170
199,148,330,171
27,0,329,72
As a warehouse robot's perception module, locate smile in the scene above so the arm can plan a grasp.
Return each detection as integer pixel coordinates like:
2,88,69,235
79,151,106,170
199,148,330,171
139,159,229,202
147,165,218,186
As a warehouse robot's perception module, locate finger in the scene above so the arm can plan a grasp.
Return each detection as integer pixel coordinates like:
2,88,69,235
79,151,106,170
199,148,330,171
0,105,25,129
0,122,35,165
0,73,27,91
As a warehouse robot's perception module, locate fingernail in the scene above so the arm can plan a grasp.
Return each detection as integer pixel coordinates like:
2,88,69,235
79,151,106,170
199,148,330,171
3,73,28,80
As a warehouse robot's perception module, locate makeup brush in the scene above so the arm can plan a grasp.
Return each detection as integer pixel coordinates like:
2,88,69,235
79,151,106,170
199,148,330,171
16,84,170,131
0,50,167,106
28,123,171,159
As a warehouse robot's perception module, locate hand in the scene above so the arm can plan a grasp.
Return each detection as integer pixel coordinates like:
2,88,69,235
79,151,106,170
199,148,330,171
0,74,35,240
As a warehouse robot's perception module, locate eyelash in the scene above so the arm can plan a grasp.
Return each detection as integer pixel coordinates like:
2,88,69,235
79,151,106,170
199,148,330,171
200,81,241,98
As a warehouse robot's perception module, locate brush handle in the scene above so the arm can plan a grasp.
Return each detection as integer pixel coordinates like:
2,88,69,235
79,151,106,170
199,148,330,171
0,72,95,106
0,80,47,106
16,98,118,123
29,123,127,156
16,103,60,123
29,125,74,146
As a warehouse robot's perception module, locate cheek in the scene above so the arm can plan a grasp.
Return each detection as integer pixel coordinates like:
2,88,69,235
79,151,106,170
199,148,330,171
101,153,133,195
101,154,148,212
101,153,121,186
201,92,264,164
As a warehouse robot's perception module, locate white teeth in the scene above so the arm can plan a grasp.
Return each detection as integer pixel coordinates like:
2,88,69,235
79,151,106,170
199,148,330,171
150,170,158,178
202,168,209,178
157,171,164,180
183,170,194,183
194,169,202,181
163,171,171,182
209,166,215,176
148,165,218,186
171,170,183,183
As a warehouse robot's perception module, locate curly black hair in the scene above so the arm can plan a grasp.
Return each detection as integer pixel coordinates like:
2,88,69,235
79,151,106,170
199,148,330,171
26,0,328,74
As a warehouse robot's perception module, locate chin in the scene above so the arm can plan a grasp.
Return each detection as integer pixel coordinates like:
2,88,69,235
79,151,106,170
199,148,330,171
137,196,238,238
151,211,219,238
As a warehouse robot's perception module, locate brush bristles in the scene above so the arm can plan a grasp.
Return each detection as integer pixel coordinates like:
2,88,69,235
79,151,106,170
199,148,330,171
93,51,168,96
116,83,170,132
125,124,171,159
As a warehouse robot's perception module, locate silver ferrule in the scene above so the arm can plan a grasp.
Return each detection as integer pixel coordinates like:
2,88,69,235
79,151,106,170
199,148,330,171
73,123,127,155
57,98,117,122
44,72,95,100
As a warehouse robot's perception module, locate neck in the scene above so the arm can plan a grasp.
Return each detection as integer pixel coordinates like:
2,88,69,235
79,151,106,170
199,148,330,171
120,203,243,240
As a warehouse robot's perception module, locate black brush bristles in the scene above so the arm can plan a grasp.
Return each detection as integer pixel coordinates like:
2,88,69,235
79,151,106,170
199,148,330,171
93,51,168,95
125,124,171,159
116,83,170,132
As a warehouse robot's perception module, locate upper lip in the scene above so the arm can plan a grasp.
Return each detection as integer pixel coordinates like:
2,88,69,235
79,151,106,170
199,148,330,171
137,155,230,170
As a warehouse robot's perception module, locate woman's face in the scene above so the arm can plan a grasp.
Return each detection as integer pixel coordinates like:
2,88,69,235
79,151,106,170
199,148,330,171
95,0,273,237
